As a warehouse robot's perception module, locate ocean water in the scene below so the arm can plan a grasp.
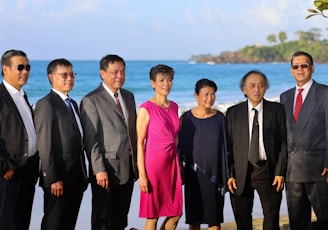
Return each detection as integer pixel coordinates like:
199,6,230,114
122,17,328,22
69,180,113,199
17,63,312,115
25,60,328,110
26,61,327,229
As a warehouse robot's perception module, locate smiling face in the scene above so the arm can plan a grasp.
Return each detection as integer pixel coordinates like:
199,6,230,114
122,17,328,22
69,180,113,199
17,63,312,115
2,55,30,90
242,73,267,107
195,86,216,109
290,55,314,87
49,65,75,95
150,73,173,96
100,61,125,93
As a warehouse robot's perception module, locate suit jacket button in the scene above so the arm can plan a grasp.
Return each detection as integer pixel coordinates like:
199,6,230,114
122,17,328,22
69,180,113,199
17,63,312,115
24,153,28,157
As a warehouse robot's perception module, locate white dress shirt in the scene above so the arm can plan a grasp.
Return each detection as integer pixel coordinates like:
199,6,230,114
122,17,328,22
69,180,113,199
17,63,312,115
3,80,37,157
52,89,83,137
102,82,127,121
247,100,267,161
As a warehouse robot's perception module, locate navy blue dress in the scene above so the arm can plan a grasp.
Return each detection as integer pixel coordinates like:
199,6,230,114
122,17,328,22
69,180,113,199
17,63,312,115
178,110,228,225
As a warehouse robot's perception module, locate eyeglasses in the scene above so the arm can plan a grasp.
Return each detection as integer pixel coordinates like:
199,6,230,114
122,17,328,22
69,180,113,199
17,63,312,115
53,72,76,79
12,64,31,72
291,63,310,70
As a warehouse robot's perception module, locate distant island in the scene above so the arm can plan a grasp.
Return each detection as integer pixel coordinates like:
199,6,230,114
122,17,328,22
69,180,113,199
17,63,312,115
189,28,328,64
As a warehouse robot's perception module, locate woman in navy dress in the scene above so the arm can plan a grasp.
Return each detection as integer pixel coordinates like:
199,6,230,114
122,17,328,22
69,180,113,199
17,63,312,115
178,78,229,230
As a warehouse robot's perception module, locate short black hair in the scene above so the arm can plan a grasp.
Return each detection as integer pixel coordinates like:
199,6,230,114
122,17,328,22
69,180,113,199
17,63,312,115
149,64,174,81
100,54,125,71
47,58,73,75
1,49,28,76
195,78,217,94
290,51,313,65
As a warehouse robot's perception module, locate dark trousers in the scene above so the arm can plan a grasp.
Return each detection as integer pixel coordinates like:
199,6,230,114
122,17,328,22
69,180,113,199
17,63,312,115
91,176,134,230
0,155,39,230
230,163,282,230
286,181,328,230
41,165,86,230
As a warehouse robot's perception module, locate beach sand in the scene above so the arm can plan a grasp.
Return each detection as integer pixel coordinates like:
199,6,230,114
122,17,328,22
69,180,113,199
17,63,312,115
217,212,318,230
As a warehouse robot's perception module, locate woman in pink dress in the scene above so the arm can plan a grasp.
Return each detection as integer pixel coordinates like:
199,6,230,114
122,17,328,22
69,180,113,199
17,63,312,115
137,64,182,230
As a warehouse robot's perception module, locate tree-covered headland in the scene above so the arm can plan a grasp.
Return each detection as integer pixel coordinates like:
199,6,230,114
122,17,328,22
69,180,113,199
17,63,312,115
189,28,328,64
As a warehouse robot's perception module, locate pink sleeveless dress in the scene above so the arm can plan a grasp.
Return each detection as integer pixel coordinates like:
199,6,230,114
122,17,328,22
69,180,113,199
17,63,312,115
139,100,183,218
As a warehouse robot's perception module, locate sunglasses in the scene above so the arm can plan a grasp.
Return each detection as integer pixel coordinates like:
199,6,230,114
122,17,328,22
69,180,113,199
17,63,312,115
12,64,31,72
291,63,309,70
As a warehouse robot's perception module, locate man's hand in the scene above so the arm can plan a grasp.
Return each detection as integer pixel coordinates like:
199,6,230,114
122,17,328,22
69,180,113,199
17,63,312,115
321,168,328,183
3,169,15,180
272,176,284,192
96,171,109,189
227,178,237,194
51,181,64,197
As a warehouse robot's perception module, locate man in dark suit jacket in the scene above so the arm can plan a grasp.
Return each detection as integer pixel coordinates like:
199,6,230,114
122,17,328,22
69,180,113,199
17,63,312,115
80,54,138,230
280,51,328,230
0,50,39,230
34,58,88,230
226,70,287,230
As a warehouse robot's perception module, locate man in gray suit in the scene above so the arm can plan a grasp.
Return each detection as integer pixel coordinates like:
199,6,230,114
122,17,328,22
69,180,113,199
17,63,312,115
34,58,88,230
280,51,328,230
80,54,138,230
227,70,287,230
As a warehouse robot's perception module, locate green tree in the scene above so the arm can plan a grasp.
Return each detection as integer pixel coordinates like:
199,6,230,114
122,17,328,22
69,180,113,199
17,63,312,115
266,34,277,45
307,0,328,19
278,31,287,43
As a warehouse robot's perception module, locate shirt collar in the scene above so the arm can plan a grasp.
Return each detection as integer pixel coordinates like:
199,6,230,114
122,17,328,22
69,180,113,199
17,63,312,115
102,82,121,98
3,79,25,97
52,88,70,101
296,79,313,91
247,99,263,114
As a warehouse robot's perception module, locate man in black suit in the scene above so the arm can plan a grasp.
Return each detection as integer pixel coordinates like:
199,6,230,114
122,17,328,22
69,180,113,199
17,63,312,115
226,70,287,230
280,51,328,230
0,49,39,230
34,58,88,230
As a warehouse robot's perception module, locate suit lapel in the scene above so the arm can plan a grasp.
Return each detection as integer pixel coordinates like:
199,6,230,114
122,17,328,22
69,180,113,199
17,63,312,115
0,83,25,127
98,85,127,125
262,99,273,138
238,101,250,149
292,82,318,141
50,91,81,135
284,88,295,128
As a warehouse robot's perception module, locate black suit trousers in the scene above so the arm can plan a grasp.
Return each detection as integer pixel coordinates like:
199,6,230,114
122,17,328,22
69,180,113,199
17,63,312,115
230,163,282,230
40,167,86,230
0,155,39,230
286,181,328,230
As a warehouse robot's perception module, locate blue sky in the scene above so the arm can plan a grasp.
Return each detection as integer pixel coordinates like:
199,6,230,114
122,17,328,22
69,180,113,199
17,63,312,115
0,0,326,60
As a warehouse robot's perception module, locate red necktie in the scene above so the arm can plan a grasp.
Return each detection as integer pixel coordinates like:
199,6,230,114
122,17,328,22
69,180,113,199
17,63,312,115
294,88,304,122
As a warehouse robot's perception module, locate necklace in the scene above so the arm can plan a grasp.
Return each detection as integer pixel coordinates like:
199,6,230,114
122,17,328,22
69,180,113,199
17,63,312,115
156,100,170,108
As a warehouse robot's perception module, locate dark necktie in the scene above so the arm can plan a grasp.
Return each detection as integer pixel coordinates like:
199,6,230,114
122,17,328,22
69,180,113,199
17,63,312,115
65,98,74,115
114,93,124,116
249,108,259,166
23,93,33,114
294,88,303,123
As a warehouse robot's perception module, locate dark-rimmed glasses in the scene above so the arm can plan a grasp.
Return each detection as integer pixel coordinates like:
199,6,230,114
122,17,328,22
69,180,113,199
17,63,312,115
53,72,76,79
12,64,31,72
291,63,310,70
